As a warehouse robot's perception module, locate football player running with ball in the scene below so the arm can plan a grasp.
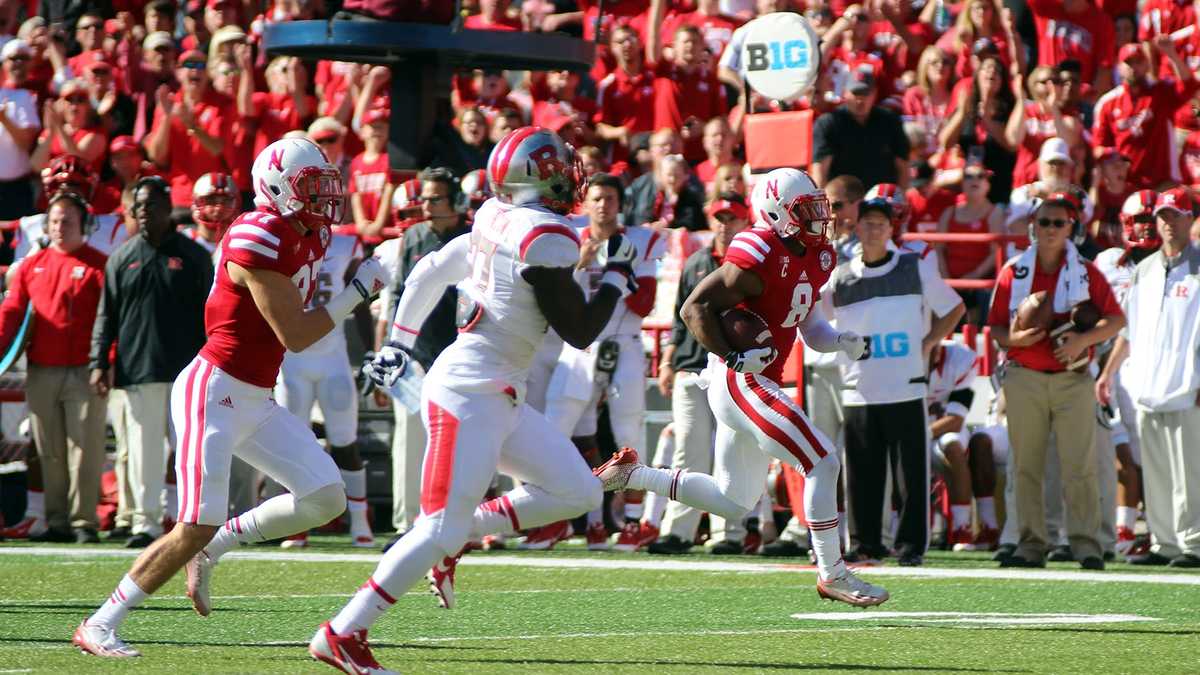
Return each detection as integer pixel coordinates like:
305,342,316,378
309,127,642,674
602,168,890,607
72,138,392,657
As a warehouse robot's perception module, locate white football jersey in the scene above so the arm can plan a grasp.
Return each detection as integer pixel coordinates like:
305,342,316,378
1094,247,1135,306
14,212,125,260
299,233,362,354
432,198,580,399
926,340,978,417
571,221,666,338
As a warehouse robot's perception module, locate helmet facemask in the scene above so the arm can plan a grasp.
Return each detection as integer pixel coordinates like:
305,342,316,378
786,192,833,246
289,166,344,229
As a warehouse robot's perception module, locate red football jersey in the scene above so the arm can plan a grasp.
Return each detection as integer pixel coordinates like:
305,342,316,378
723,228,837,384
199,207,330,388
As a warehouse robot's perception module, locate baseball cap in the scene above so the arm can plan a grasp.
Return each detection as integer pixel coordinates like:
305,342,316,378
1,38,31,60
706,193,749,220
308,116,346,141
362,107,390,126
178,49,207,65
143,31,175,52
848,70,875,96
109,135,141,156
1118,43,1145,64
859,197,893,220
1038,137,1073,164
1153,187,1195,216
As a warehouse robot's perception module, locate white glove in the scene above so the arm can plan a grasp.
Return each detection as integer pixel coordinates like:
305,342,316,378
723,346,777,374
362,342,412,389
350,257,391,301
599,233,639,296
837,331,869,360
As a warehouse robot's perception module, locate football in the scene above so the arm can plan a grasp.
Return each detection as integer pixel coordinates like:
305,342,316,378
1070,300,1101,332
720,308,774,353
1012,290,1054,333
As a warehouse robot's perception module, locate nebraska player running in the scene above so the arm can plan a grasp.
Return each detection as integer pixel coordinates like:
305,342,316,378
73,138,391,658
309,127,641,674
602,168,889,607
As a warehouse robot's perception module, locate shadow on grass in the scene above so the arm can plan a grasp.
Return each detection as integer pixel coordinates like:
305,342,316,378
418,657,1025,672
0,636,478,651
0,603,297,615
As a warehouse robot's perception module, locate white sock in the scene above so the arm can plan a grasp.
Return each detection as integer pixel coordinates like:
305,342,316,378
1116,505,1137,531
329,577,397,636
206,487,342,560
950,503,971,530
332,528,443,635
25,488,45,520
643,489,667,528
205,511,268,560
627,467,750,522
804,457,846,582
977,497,997,529
341,469,367,509
624,498,643,521
586,508,603,527
88,574,148,629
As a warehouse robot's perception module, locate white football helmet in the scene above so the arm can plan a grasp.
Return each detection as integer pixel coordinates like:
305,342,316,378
251,137,344,229
750,167,832,246
192,172,238,231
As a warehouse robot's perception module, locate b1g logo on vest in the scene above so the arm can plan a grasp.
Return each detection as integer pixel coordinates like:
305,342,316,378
864,332,910,359
740,12,821,102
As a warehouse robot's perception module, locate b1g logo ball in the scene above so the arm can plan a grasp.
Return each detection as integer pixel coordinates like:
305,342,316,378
740,12,821,102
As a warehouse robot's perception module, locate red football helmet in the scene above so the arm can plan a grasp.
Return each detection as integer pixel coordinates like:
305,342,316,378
487,126,583,215
42,154,97,200
864,183,911,241
1119,189,1162,251
391,178,424,225
192,172,239,231
461,168,493,210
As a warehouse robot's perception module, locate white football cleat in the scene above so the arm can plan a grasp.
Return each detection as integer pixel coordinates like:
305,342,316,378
593,447,640,491
427,552,461,609
816,569,890,608
309,622,396,674
185,549,215,617
72,621,141,657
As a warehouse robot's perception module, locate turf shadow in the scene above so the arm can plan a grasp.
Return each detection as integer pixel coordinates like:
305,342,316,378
416,657,1024,671
0,637,476,651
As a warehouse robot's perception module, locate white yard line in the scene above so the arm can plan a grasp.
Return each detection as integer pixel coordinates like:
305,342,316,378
4,545,1200,586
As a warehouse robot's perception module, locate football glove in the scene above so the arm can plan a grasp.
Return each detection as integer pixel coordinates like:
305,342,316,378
598,233,639,295
350,257,391,301
836,331,869,360
361,342,413,389
723,346,777,374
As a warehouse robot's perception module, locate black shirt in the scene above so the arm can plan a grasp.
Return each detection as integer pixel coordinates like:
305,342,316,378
90,230,213,386
389,218,471,370
812,104,910,188
670,244,722,373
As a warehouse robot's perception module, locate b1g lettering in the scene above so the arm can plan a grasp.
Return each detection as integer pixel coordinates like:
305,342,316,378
865,332,909,359
745,41,810,72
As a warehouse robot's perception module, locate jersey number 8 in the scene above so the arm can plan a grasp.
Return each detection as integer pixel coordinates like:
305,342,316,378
780,281,813,328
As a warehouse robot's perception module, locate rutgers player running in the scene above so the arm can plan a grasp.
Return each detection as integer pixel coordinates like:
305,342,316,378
309,127,640,674
183,172,239,254
72,138,391,658
605,168,889,606
1095,190,1161,557
277,231,375,548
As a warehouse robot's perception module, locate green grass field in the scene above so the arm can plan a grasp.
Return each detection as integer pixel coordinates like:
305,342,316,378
2,535,1199,674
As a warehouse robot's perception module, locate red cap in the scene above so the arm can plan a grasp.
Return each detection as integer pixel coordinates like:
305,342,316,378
104,18,122,35
109,135,141,156
178,49,206,64
706,196,749,220
1118,43,1145,64
1153,186,1195,216
362,107,389,126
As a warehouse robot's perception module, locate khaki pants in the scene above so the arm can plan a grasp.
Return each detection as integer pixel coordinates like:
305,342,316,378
1138,405,1200,558
391,405,425,532
109,389,134,530
25,365,107,531
1003,366,1101,561
119,382,171,536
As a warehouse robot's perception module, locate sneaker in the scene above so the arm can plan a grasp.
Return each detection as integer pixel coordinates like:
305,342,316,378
186,550,215,617
992,543,1017,562
612,521,658,552
309,622,395,674
1079,556,1105,571
74,528,100,544
897,551,924,567
593,447,640,491
707,539,743,555
1129,551,1172,566
281,533,309,549
585,522,610,551
106,526,131,541
647,534,693,555
427,552,462,609
0,516,48,539
72,621,141,658
948,526,974,552
968,527,1000,552
1169,553,1200,568
760,538,809,557
30,527,74,543
816,570,889,607
1046,544,1073,562
481,533,507,550
999,555,1045,568
518,520,572,550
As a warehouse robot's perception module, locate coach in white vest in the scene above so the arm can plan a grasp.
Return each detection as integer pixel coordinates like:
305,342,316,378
820,197,964,566
1097,188,1200,568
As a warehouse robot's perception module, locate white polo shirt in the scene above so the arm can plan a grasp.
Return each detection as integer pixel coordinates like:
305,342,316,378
0,87,38,181
1121,244,1200,412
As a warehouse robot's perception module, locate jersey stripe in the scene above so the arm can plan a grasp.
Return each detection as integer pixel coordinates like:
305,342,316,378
739,231,771,255
518,224,581,261
228,223,282,246
728,240,766,262
229,238,279,260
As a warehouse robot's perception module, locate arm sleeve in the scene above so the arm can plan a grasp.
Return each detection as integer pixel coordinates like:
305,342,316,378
388,234,473,347
946,388,975,419
919,255,963,317
89,256,120,370
625,277,656,317
797,302,841,353
0,264,30,348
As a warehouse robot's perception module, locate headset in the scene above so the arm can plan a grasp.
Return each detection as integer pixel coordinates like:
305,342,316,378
45,190,95,236
418,167,462,213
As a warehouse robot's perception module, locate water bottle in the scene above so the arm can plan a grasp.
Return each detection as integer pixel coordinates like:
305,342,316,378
934,0,952,33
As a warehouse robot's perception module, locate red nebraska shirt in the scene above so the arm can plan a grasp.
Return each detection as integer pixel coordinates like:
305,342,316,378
0,244,106,367
1093,77,1200,188
349,151,390,238
1013,102,1083,186
1028,0,1116,86
248,91,317,159
595,66,656,135
652,61,726,162
987,257,1122,372
151,89,233,206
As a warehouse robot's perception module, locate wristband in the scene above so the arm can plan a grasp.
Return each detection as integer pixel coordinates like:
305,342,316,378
325,284,365,324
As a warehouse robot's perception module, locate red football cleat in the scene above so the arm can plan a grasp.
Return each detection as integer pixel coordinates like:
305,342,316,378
0,516,47,539
518,520,572,550
613,521,659,552
309,622,395,674
280,532,309,549
949,526,974,552
427,551,462,609
970,526,1000,552
586,522,610,551
594,447,640,491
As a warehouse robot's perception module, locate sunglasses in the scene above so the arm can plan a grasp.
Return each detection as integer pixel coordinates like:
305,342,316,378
152,45,174,53
314,135,339,145
421,195,449,204
62,94,90,104
1037,78,1059,85
180,61,206,70
1036,217,1071,229
90,66,111,76
964,171,989,180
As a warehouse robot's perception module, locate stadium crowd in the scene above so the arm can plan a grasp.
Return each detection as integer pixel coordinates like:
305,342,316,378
0,0,1198,572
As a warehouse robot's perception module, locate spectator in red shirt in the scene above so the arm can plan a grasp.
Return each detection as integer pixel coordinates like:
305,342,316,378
237,54,315,158
0,193,108,542
349,108,395,243
709,161,745,200
31,79,107,174
79,51,135,139
530,70,596,143
595,25,656,160
1139,0,1196,42
1094,38,1200,189
649,24,727,163
144,50,232,209
122,31,179,138
464,0,522,31
69,13,106,67
1090,149,1135,249
936,163,1005,292
903,47,955,158
143,0,177,36
1006,65,1085,188
1028,0,1116,95
693,116,736,187
659,0,743,63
